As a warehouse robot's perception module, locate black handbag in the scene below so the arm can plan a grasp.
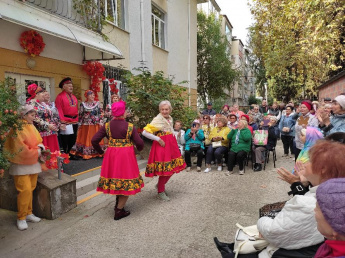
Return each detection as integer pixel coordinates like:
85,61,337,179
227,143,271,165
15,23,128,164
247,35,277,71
189,143,201,151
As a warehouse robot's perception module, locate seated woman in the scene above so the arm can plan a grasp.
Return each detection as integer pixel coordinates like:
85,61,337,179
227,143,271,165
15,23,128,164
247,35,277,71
226,120,252,175
184,120,205,172
253,117,279,172
204,116,230,173
314,178,345,258
318,95,345,136
227,114,238,130
215,138,345,258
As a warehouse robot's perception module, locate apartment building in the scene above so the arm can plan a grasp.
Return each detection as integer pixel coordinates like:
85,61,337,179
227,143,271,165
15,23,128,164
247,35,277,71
0,0,199,106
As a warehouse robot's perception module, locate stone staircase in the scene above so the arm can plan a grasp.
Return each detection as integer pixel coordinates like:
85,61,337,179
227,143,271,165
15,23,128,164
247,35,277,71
73,157,148,204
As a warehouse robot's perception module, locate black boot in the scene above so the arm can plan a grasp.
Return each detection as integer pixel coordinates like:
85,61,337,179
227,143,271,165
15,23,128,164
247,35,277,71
213,237,235,258
114,207,130,220
254,163,262,172
114,196,119,210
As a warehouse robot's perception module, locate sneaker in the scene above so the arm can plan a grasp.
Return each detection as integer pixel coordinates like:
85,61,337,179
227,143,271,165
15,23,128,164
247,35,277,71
26,214,41,223
254,163,262,172
224,171,231,176
17,219,28,231
217,166,222,171
196,167,201,172
282,154,288,158
157,192,170,201
239,170,244,175
204,167,211,173
186,167,191,172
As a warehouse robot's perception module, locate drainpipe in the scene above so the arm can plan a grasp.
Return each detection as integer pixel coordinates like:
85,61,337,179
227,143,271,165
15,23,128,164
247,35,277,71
140,0,146,66
188,0,191,107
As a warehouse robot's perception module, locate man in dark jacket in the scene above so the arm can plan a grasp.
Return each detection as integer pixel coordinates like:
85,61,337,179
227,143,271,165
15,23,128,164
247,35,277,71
259,99,269,114
202,102,217,116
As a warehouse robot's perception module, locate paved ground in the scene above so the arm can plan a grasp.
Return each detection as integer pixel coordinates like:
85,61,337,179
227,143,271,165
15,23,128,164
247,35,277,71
0,142,295,258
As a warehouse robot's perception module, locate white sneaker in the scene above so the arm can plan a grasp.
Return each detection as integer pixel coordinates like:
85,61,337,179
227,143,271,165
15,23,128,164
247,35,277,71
239,170,245,175
204,168,211,173
157,192,170,201
186,167,191,172
197,167,201,172
217,166,222,171
17,219,28,231
26,214,41,223
224,171,233,176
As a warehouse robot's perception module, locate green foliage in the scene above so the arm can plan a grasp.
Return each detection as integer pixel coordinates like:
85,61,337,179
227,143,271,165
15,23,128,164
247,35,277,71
73,0,108,39
0,78,23,172
248,95,260,105
249,0,345,99
197,11,239,104
124,68,198,129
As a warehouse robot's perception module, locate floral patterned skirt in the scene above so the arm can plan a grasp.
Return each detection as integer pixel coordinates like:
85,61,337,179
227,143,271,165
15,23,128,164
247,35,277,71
145,134,186,177
97,145,144,195
71,124,105,159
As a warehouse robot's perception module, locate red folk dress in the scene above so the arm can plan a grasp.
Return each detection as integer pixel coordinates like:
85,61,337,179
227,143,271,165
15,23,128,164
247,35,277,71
96,121,144,195
144,114,186,177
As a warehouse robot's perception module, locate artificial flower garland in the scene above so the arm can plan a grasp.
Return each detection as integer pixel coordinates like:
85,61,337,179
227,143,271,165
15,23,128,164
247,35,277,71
83,61,105,101
109,78,119,94
19,30,46,57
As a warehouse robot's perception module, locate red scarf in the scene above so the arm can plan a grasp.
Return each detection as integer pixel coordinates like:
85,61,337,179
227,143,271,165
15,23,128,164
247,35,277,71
315,240,345,258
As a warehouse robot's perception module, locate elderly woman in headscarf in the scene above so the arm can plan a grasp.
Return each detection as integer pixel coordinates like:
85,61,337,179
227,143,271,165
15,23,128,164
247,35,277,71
71,90,105,159
92,101,144,220
293,100,319,161
318,95,345,136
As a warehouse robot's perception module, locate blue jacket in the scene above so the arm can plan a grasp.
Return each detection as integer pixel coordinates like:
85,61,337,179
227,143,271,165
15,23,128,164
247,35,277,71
323,114,345,136
279,115,296,137
184,129,205,151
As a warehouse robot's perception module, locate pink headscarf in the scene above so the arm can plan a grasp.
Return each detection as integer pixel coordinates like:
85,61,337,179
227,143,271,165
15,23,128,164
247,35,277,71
111,101,126,117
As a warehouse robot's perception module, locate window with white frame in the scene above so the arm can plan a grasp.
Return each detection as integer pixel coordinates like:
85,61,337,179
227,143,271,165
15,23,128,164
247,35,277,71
102,0,126,29
152,5,165,49
225,24,232,43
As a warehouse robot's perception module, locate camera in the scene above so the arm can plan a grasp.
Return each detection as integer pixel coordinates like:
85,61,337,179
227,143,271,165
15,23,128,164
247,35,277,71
192,123,196,128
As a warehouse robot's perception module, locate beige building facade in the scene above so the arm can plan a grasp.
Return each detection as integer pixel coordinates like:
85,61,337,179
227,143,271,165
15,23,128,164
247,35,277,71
0,0,199,107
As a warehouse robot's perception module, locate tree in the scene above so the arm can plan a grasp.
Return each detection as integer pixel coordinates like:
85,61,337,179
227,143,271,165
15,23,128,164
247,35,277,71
249,0,345,100
0,78,24,176
124,68,198,130
197,11,239,105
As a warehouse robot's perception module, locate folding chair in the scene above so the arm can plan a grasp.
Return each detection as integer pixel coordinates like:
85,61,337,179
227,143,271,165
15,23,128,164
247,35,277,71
263,147,277,170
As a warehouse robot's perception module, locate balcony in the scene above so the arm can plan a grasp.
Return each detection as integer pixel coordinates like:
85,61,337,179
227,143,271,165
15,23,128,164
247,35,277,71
26,0,86,27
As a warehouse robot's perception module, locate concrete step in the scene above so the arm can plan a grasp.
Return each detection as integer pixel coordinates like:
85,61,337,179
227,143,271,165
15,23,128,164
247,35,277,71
75,159,148,199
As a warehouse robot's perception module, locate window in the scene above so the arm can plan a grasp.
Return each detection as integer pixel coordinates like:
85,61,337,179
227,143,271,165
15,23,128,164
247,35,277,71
152,5,165,49
225,24,232,43
102,0,126,29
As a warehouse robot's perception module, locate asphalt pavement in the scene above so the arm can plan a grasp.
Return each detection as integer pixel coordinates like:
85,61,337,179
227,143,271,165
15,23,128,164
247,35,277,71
0,141,295,258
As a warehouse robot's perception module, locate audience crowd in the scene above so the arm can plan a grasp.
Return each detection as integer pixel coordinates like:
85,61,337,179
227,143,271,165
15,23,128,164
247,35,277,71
5,75,345,258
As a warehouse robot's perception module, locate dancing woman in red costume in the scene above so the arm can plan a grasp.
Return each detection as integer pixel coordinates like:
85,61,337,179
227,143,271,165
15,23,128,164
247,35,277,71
142,100,186,201
92,101,144,220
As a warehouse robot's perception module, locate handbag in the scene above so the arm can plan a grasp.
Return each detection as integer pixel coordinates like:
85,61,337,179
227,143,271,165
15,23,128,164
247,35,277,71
253,130,268,146
259,201,286,219
212,141,222,148
189,143,201,151
233,223,269,258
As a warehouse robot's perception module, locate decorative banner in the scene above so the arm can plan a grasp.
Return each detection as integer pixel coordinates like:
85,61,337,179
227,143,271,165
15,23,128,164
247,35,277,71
19,30,46,57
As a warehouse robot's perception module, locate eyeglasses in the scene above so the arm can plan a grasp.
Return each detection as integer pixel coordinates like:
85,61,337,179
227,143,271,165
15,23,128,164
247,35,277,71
203,117,209,120
230,117,236,119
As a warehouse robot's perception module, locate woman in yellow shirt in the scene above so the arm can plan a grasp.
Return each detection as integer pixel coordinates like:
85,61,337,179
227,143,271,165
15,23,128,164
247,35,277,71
204,116,230,173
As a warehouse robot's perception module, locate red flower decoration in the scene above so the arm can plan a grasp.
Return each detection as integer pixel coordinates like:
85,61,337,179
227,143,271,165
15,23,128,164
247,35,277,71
82,61,105,101
109,78,119,94
19,30,45,57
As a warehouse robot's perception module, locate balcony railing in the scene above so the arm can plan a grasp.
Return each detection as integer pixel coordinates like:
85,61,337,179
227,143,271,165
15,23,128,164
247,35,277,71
26,0,86,26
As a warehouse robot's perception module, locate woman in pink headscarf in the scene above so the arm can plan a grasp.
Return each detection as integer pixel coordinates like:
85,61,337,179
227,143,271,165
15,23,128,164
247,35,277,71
91,101,144,221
